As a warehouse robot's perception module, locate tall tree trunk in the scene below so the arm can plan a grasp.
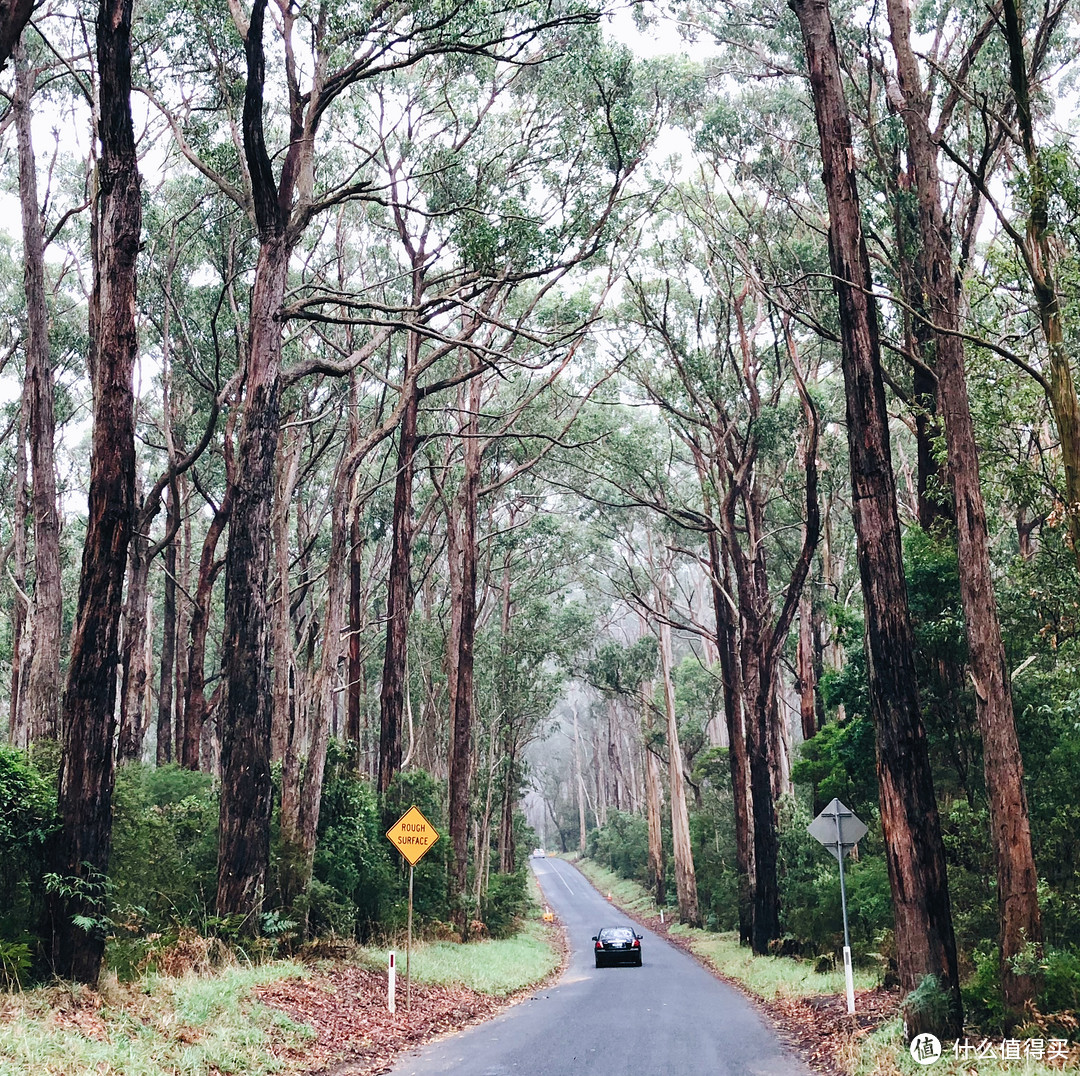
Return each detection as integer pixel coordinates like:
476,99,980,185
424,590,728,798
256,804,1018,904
156,484,179,765
117,529,150,763
216,0,301,918
658,612,701,927
174,481,192,762
1000,0,1080,564
448,372,481,928
573,705,588,853
183,484,232,770
280,447,348,915
48,0,140,983
642,680,666,907
15,43,62,746
216,231,288,920
741,617,779,952
886,0,1042,1015
499,739,517,874
706,526,752,944
797,592,816,742
378,355,419,794
789,0,962,1035
9,390,28,748
346,372,365,759
271,433,300,765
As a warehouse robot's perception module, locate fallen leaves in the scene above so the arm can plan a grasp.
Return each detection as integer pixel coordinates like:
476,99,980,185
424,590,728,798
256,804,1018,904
258,965,512,1076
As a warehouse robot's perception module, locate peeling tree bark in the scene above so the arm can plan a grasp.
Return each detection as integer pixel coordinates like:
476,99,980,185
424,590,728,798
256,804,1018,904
377,349,420,794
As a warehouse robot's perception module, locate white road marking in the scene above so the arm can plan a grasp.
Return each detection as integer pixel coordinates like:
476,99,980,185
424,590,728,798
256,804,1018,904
553,865,575,893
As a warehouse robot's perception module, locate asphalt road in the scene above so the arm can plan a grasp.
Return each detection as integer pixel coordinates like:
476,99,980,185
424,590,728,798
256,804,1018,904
387,857,815,1076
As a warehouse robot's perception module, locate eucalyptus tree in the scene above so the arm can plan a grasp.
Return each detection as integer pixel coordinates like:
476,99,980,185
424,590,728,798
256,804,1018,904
883,0,1042,1016
788,0,962,1033
616,178,820,951
145,0,631,920
976,0,1080,563
11,39,62,746
48,0,141,984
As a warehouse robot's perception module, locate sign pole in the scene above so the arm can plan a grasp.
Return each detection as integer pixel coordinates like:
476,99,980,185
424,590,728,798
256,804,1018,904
834,809,856,1015
384,803,440,1018
407,863,414,1012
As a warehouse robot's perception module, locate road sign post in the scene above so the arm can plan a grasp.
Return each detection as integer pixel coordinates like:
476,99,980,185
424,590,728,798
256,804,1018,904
386,805,440,1013
808,798,867,1015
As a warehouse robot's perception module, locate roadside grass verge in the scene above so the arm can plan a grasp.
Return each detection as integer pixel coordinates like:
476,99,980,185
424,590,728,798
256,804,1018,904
370,871,561,997
0,962,312,1076
666,924,880,999
850,1017,1075,1076
0,890,562,1076
559,855,659,917
397,919,560,997
569,852,878,997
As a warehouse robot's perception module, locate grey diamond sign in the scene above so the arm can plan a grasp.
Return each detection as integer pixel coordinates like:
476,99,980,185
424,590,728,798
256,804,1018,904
808,797,867,1016
807,798,867,861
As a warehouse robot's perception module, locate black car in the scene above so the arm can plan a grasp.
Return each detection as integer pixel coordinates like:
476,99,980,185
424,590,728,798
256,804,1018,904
592,925,643,967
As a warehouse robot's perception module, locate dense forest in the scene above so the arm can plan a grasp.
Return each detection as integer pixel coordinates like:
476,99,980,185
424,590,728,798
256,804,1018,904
1,0,1080,1044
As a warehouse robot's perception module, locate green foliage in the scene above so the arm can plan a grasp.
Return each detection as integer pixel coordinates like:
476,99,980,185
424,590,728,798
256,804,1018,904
940,799,997,957
585,637,657,697
311,748,394,940
109,763,219,933
687,759,739,931
481,871,528,939
776,795,893,959
906,973,961,1031
790,715,878,821
0,937,32,989
586,809,649,884
0,746,57,952
1039,947,1080,1015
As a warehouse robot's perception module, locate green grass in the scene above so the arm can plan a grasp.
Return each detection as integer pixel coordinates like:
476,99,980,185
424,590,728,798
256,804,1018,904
851,1016,1076,1076
0,963,312,1076
397,919,560,997
667,925,879,999
0,889,563,1074
366,875,562,997
561,856,660,917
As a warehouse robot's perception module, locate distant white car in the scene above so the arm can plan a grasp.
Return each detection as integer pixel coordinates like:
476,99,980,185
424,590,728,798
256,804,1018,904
531,848,546,858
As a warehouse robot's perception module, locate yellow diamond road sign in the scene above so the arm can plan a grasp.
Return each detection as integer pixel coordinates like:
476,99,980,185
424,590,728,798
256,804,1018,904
386,805,440,866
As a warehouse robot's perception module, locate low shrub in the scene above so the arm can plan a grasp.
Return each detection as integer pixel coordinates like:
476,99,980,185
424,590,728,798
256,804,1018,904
482,872,527,939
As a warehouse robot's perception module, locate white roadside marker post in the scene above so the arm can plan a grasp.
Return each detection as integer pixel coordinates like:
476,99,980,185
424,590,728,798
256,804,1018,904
834,808,856,1015
388,950,396,1014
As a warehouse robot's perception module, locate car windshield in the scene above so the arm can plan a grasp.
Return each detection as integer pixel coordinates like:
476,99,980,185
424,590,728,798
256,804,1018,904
601,928,635,941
